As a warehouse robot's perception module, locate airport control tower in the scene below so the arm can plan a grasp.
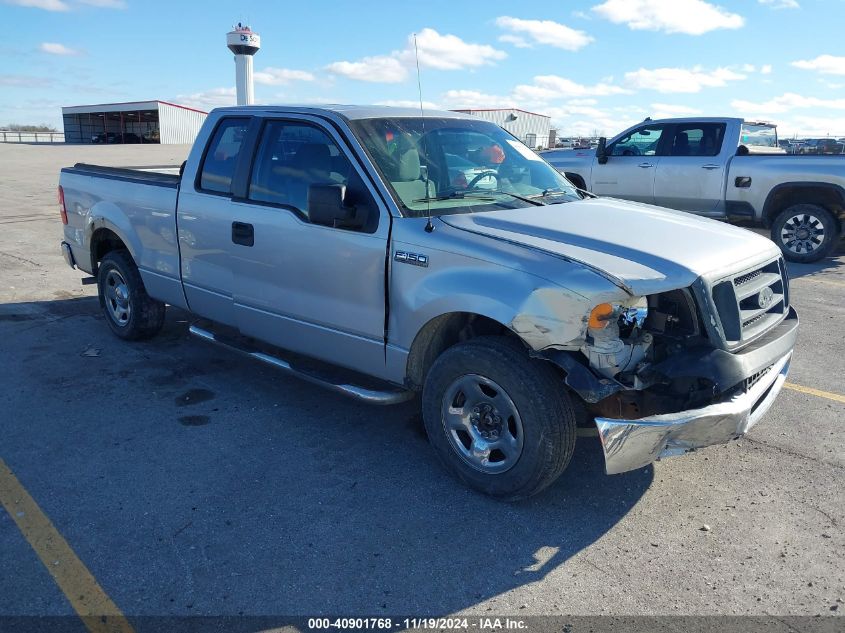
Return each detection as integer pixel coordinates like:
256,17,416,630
226,23,261,105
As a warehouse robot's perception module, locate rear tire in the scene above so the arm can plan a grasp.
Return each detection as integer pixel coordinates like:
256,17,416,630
422,336,576,501
771,204,838,263
97,250,165,340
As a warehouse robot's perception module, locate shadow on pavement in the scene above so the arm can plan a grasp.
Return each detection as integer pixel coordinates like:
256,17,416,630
0,297,653,616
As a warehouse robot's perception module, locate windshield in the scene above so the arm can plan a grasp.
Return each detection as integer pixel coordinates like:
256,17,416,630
348,117,581,217
740,123,778,148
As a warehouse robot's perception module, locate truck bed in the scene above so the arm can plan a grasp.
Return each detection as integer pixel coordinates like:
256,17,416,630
61,163,181,187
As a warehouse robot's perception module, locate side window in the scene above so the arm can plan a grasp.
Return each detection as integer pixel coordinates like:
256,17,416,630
609,125,666,156
670,123,726,157
248,120,352,218
199,118,250,194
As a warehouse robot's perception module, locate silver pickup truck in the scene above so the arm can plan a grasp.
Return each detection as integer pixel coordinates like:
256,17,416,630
542,117,845,263
59,105,798,500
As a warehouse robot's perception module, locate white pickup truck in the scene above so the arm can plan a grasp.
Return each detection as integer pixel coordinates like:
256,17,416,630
542,117,845,263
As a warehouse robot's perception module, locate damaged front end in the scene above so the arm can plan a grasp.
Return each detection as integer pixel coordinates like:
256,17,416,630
540,285,799,475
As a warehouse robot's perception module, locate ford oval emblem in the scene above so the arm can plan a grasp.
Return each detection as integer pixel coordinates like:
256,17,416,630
757,286,775,310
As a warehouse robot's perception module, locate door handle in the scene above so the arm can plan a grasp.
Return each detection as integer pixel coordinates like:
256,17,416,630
231,221,254,247
702,164,720,170
638,162,653,169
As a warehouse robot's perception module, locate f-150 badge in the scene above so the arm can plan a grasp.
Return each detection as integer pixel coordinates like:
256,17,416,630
394,251,429,267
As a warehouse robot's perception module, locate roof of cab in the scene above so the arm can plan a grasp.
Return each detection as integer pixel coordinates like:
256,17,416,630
209,104,475,121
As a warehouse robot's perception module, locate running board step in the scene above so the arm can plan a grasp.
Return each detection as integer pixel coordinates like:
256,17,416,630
188,325,414,406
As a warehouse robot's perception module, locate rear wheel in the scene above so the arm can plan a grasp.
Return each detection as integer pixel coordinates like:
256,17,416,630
97,250,165,340
771,204,838,263
422,336,576,501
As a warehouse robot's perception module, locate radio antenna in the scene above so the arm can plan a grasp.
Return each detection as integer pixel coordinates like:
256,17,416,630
414,33,434,233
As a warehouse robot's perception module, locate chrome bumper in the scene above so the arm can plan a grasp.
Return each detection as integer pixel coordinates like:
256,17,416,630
595,351,791,475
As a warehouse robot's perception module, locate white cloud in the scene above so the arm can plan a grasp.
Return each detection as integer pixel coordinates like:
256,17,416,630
172,87,235,110
441,90,514,109
776,115,845,138
326,55,408,83
253,67,315,86
327,28,505,83
792,55,845,76
624,66,747,93
650,103,703,118
731,92,845,115
498,34,532,48
758,0,799,9
513,74,630,101
592,0,744,35
401,28,506,70
374,99,441,110
39,42,81,55
5,0,69,10
495,16,594,51
761,64,773,74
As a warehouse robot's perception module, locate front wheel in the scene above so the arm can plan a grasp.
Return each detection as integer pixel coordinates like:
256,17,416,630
97,250,165,340
771,204,839,263
422,337,577,501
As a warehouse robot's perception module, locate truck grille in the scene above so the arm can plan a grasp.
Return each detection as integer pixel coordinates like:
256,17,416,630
710,257,789,348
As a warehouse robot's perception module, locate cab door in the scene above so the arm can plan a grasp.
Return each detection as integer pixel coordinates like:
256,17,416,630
652,122,728,216
589,123,669,204
177,116,256,326
227,115,392,380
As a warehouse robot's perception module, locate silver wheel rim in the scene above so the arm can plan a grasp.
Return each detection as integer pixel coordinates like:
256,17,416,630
441,374,524,474
104,269,131,327
780,213,825,255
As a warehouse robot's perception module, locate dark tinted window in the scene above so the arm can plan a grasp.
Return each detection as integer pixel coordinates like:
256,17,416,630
199,118,249,194
249,120,351,217
670,123,726,156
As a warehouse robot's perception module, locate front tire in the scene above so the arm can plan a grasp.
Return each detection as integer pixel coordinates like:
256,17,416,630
97,250,165,340
771,204,839,263
422,336,577,501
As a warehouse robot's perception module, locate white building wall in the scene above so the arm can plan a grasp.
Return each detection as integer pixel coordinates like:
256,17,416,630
454,109,552,149
158,102,207,145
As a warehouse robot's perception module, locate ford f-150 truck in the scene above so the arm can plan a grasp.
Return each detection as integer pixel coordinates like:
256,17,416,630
59,106,798,500
542,117,845,263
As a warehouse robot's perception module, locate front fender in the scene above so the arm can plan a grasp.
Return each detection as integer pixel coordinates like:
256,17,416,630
390,262,594,352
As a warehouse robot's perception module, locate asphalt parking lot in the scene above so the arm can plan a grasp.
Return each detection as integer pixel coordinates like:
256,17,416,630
1,143,843,626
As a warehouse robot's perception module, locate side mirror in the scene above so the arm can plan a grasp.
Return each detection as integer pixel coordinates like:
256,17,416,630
596,137,608,165
308,184,367,229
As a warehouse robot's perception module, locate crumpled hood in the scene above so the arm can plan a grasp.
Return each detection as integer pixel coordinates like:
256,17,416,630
440,197,780,296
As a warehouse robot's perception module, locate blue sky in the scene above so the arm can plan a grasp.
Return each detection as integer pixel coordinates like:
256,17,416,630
2,0,844,137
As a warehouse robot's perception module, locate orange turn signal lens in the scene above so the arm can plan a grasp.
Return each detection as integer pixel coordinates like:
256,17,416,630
588,303,614,329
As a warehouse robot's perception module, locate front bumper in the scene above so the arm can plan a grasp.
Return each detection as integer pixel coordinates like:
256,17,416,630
595,310,797,475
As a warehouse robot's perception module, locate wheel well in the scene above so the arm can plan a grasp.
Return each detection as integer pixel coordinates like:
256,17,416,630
90,228,127,273
764,185,845,230
405,313,522,390
564,172,587,191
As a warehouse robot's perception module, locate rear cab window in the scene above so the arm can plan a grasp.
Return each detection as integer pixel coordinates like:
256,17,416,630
668,123,726,157
198,117,250,194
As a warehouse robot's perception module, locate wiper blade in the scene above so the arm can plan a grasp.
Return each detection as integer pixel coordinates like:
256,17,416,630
412,191,496,203
413,189,544,206
529,187,595,200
